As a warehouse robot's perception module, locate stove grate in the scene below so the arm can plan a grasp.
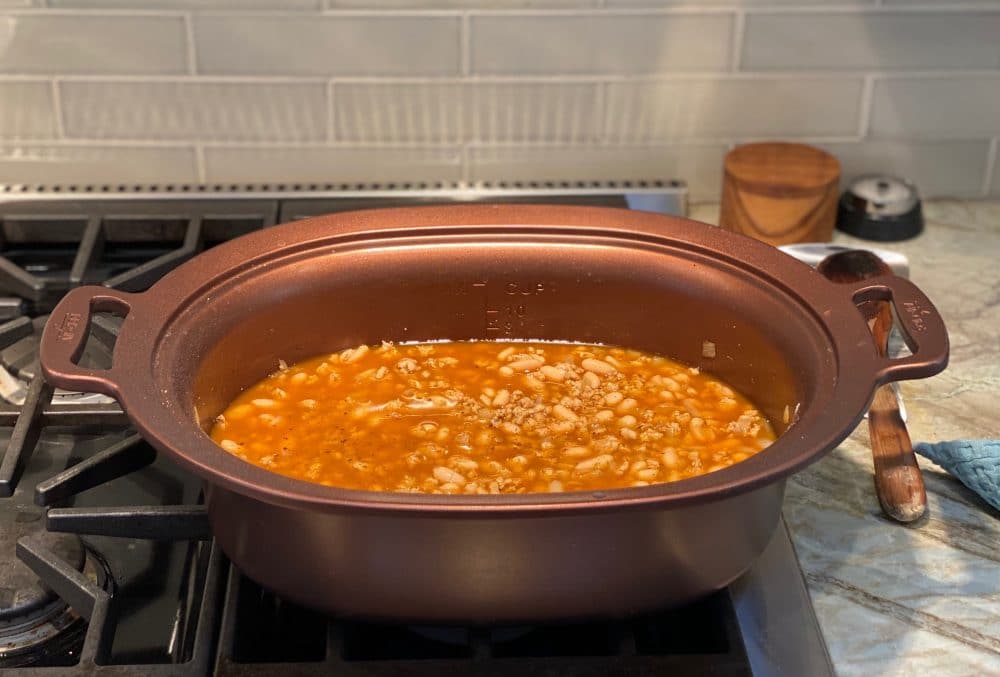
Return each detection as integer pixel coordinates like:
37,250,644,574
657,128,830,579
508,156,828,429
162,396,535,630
12,536,222,675
214,565,752,677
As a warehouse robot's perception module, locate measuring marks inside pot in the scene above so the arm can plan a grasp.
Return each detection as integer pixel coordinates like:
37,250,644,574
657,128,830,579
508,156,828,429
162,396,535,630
472,279,557,339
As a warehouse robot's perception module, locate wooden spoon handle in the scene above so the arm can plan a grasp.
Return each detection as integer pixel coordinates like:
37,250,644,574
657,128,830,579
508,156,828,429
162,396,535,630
867,298,927,522
868,384,927,522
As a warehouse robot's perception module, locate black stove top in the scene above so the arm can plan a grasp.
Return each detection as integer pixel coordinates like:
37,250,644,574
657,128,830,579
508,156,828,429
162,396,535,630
0,184,833,676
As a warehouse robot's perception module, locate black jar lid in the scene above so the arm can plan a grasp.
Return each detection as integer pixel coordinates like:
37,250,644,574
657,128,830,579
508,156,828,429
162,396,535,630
837,175,923,241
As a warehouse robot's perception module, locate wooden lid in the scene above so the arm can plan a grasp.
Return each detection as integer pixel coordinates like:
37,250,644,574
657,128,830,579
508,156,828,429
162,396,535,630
724,142,840,196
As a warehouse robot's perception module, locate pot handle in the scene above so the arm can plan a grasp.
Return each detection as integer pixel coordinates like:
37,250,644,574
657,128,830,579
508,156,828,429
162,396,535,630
849,275,949,385
39,285,136,400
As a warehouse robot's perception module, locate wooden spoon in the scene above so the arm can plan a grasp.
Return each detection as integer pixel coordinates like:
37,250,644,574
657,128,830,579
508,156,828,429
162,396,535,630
817,250,927,523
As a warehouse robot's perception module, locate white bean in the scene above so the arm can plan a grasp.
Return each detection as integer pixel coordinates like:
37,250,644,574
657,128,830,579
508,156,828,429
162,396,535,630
523,375,545,391
450,457,479,472
509,358,544,372
540,365,565,382
616,398,638,414
582,358,616,375
552,404,578,422
433,466,465,484
259,414,282,427
574,454,614,473
662,448,679,467
340,344,369,363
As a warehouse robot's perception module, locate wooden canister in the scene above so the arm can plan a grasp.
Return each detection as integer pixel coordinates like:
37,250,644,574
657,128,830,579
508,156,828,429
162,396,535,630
719,142,841,245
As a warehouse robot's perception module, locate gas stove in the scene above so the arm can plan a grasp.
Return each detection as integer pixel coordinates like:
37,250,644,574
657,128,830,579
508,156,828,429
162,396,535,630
0,182,833,676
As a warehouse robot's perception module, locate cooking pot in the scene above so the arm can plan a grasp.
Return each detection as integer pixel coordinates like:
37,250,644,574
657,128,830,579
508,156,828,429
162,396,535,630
39,205,948,623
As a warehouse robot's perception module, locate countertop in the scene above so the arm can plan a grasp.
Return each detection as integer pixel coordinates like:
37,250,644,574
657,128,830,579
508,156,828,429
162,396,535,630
691,201,1000,676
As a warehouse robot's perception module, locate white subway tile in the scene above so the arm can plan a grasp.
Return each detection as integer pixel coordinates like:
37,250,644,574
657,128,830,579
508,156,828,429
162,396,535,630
0,144,198,185
0,82,57,139
333,81,601,143
468,143,727,201
869,75,1000,139
742,11,1000,71
609,1,871,5
203,145,462,183
194,14,460,76
883,0,1000,4
604,77,863,142
817,139,990,198
0,14,187,75
329,1,594,6
52,1,320,7
471,13,733,75
60,81,328,142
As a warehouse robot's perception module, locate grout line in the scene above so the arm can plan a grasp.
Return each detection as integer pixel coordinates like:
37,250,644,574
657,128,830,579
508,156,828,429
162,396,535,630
5,4,997,18
0,75,64,83
183,13,198,76
423,4,1000,16
49,80,65,139
730,10,745,73
0,139,219,149
6,70,995,87
325,72,860,85
857,74,875,137
461,13,471,77
11,137,872,150
982,137,998,197
9,74,332,85
174,137,863,149
741,3,1000,14
4,8,189,17
194,145,207,184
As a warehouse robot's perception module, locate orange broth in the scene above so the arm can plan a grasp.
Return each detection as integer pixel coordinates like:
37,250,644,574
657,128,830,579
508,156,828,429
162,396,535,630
210,341,776,494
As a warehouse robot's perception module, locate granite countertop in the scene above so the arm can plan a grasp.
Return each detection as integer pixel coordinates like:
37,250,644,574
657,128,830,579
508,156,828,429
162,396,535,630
691,200,1000,676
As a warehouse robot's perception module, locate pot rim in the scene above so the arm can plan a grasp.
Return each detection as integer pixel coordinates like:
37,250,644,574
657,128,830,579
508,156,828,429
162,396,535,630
39,204,948,516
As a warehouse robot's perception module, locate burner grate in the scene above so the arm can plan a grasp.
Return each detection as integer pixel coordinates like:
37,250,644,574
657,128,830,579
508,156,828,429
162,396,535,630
214,567,752,676
14,536,222,675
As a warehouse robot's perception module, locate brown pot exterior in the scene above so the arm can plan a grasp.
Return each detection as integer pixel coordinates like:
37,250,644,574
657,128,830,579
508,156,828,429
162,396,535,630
206,480,785,622
38,205,948,622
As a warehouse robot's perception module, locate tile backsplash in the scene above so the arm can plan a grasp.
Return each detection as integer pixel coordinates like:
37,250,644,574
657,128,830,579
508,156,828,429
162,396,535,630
1,2,998,200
